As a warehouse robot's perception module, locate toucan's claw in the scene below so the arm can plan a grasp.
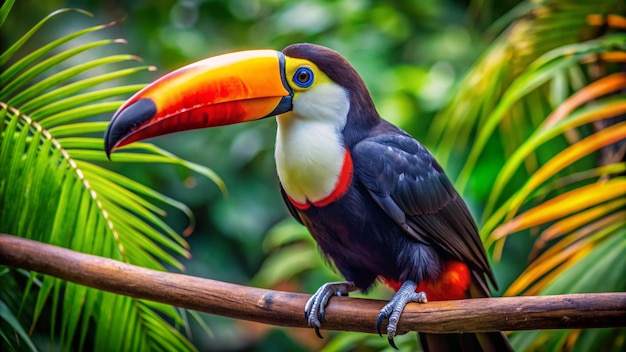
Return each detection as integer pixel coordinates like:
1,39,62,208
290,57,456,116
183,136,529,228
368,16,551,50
377,280,427,349
314,326,323,339
388,337,398,350
304,281,357,339
376,313,385,336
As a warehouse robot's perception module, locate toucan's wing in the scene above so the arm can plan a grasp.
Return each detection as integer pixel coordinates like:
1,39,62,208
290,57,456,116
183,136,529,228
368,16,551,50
280,185,305,225
352,123,496,291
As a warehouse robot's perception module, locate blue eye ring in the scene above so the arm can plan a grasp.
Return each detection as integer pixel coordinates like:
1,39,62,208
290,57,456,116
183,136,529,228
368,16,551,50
293,66,314,88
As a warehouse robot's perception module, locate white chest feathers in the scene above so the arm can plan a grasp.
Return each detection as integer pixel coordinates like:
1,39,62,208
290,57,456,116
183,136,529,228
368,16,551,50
275,83,350,204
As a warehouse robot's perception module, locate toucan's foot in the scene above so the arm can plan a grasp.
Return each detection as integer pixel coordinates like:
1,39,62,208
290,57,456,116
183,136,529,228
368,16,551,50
376,280,427,349
304,281,357,338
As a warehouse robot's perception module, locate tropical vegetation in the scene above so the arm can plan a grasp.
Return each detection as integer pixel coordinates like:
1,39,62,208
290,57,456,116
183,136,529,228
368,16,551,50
1,0,624,351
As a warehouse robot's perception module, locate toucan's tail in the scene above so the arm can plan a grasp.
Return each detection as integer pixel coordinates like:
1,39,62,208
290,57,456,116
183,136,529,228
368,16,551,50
418,331,512,352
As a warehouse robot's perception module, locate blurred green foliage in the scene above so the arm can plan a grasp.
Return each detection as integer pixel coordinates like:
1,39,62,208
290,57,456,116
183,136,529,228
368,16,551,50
12,0,621,351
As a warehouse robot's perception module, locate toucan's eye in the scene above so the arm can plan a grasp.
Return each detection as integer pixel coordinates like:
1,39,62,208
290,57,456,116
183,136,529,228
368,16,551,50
293,67,314,88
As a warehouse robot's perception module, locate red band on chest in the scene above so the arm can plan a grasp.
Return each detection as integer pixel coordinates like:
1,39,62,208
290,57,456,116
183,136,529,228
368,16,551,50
288,149,353,210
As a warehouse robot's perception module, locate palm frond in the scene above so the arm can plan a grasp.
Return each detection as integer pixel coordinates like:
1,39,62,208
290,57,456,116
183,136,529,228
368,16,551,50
0,7,220,351
432,1,626,350
0,0,14,28
0,297,37,352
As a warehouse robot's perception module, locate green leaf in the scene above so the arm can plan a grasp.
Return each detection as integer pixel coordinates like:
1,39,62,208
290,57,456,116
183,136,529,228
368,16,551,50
0,298,37,352
0,8,93,67
40,101,126,127
456,50,585,193
0,11,217,351
492,178,626,239
0,0,15,29
47,121,109,137
90,145,226,195
483,97,626,223
506,212,624,296
530,199,626,255
0,40,131,99
262,218,311,252
542,227,626,295
252,244,319,287
506,121,626,219
7,55,141,107
28,85,146,118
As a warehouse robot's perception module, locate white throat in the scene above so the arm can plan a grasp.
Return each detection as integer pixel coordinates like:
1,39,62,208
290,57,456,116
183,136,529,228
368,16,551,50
275,83,350,204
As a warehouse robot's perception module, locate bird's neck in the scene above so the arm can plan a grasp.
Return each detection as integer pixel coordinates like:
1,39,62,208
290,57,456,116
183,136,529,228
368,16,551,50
275,113,352,208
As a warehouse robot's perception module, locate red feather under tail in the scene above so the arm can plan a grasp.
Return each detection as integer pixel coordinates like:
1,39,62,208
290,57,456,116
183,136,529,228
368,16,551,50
382,260,471,300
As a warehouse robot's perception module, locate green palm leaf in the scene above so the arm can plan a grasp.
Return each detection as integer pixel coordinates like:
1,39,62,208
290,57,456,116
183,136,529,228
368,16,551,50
0,6,219,351
431,0,626,350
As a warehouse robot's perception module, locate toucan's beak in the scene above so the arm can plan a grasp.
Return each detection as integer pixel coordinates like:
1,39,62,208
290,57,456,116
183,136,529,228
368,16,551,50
104,50,293,157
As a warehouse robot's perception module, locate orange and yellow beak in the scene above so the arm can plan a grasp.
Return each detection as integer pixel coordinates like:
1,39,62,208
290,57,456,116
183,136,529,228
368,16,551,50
104,50,293,157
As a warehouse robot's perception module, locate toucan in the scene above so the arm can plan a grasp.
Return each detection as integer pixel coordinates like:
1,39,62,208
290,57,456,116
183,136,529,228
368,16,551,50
105,43,512,351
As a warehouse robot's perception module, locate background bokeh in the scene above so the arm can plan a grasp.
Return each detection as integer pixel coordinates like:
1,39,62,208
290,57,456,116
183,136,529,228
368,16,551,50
3,0,532,350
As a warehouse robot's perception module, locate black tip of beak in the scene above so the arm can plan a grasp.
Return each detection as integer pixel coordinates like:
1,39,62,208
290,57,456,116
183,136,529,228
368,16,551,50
104,98,157,158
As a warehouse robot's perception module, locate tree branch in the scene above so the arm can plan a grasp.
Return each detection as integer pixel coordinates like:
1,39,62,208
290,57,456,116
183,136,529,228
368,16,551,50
0,234,624,335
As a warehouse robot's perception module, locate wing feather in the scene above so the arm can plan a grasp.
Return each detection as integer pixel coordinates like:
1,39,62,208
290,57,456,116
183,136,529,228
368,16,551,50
352,124,497,291
280,185,304,225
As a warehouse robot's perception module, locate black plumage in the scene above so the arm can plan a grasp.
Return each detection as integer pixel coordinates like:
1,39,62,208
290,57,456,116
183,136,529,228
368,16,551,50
281,119,494,294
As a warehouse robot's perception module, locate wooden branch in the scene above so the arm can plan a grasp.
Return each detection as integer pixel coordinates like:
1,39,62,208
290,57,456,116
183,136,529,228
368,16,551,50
0,233,624,335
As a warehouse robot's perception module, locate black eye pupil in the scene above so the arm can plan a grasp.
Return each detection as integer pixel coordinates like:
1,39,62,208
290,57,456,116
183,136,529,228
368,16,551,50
298,71,309,82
